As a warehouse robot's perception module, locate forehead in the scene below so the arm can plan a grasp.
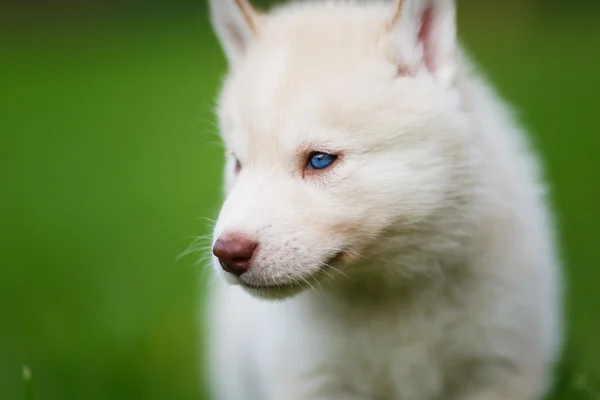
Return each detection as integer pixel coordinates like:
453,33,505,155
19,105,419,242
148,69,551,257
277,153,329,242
218,6,392,149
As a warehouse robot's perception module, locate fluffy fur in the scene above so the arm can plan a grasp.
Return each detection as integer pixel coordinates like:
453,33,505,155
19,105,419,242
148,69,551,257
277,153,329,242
204,0,563,398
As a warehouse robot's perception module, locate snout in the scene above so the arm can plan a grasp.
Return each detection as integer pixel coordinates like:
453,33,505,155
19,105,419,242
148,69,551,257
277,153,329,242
211,228,351,299
210,175,350,297
212,233,258,277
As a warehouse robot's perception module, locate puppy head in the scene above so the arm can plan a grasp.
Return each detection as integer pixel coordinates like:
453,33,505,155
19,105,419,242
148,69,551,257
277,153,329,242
208,0,478,299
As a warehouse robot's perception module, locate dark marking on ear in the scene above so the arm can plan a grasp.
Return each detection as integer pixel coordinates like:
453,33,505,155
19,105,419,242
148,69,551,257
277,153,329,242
390,0,405,29
418,6,436,73
235,0,260,35
226,22,246,51
397,65,411,77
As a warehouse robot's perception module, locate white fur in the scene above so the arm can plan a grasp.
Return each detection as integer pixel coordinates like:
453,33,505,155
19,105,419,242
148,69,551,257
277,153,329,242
205,0,563,399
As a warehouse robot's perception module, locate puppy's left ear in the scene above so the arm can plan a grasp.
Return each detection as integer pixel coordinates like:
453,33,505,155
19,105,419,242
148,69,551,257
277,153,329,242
209,0,262,64
386,0,458,87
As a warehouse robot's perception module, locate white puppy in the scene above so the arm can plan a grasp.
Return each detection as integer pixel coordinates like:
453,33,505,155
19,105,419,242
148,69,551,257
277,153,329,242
205,0,563,399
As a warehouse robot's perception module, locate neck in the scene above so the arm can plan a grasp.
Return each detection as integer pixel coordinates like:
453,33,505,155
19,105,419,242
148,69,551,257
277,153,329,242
299,257,472,314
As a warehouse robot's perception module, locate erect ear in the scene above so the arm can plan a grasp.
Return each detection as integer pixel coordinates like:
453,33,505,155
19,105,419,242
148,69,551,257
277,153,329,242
386,0,457,87
209,0,262,64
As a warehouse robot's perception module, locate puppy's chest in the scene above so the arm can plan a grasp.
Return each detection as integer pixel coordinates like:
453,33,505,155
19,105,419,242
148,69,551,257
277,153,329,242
275,302,454,399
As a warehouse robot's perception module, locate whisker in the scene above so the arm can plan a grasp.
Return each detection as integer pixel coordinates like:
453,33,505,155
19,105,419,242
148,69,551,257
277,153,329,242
194,216,218,225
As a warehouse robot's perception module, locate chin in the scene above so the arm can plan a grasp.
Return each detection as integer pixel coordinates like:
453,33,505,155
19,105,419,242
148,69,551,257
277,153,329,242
236,268,331,301
241,282,307,301
214,257,345,301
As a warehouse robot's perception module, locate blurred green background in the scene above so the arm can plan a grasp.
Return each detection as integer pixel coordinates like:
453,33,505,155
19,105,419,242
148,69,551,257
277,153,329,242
1,0,599,399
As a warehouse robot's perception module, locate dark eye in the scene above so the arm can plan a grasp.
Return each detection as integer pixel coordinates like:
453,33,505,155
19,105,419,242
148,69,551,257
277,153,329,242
307,152,337,170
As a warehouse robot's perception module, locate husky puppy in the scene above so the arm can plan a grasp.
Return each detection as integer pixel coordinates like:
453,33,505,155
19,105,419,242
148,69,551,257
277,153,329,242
205,0,563,399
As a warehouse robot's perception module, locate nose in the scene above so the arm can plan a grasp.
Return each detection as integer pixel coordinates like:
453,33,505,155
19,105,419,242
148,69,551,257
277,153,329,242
212,234,258,277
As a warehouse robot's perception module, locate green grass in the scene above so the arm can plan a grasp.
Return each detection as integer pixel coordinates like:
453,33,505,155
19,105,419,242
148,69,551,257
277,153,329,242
22,366,34,400
1,4,599,399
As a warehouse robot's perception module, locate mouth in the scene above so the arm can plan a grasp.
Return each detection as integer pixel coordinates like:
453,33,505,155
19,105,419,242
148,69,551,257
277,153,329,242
237,251,346,299
240,281,307,300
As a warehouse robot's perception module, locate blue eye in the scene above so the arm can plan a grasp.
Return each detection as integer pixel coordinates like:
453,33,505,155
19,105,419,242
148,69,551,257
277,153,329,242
308,152,337,170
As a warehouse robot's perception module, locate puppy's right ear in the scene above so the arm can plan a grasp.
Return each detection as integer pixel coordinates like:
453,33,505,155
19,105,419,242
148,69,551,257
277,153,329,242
209,0,262,64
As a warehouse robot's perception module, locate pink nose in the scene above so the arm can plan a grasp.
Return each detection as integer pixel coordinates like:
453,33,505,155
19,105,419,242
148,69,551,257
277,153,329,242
212,234,257,277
